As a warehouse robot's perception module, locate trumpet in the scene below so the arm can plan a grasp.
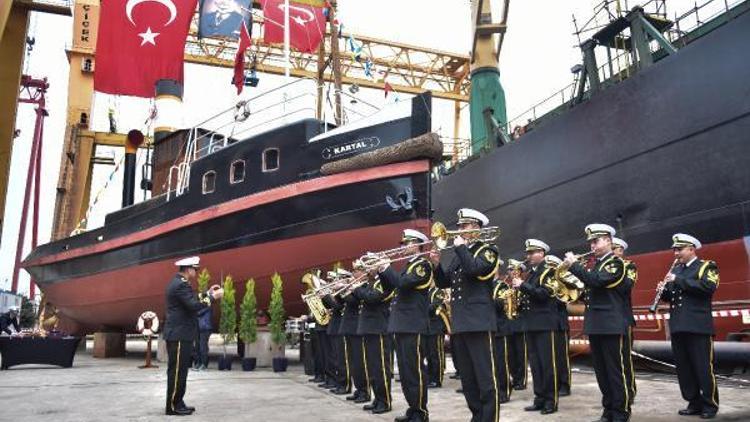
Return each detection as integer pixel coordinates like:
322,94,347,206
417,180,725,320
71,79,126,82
431,221,501,250
649,258,679,313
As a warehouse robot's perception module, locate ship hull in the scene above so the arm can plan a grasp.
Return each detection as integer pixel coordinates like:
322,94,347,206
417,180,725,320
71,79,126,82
24,160,432,333
433,7,750,344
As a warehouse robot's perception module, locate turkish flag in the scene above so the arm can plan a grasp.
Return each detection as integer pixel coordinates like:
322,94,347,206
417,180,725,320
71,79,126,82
94,0,197,98
263,0,325,53
233,21,252,95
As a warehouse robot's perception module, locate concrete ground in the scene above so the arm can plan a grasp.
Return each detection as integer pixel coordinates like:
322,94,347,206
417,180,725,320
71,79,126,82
0,340,748,421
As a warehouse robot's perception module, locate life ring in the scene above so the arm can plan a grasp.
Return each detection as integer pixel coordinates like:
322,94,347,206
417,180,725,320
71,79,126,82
137,311,159,337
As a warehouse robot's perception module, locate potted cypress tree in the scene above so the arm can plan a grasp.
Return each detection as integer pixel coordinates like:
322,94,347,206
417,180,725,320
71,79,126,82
218,275,236,371
239,278,258,371
269,272,288,372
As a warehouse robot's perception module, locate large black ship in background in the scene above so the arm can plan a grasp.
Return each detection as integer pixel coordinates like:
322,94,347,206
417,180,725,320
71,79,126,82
434,2,750,357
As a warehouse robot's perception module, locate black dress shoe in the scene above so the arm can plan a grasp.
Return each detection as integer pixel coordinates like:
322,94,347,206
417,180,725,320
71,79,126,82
512,384,526,391
181,406,195,412
559,387,571,396
499,396,510,404
346,392,359,401
394,414,410,422
455,388,463,393
700,411,717,419
678,408,702,416
354,394,371,404
371,403,391,414
332,387,351,395
165,408,193,416
449,373,460,379
524,404,543,412
363,402,378,411
427,381,440,388
541,407,557,415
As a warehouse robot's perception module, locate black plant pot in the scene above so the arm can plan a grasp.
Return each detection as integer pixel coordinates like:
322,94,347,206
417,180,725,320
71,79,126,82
242,357,257,371
218,356,233,371
272,357,288,372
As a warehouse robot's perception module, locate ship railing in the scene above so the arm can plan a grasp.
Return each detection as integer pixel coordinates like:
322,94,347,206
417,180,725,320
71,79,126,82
165,77,385,201
504,0,743,140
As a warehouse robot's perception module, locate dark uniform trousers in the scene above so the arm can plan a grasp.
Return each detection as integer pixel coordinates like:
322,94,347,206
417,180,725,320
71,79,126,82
314,328,330,380
323,295,348,391
493,334,511,401
555,315,572,394
346,335,368,394
426,333,445,385
352,276,394,408
340,294,368,395
166,340,194,412
662,259,720,414
364,334,393,408
163,274,212,413
492,280,513,401
334,335,352,391
395,333,429,418
380,257,433,421
508,331,528,389
570,252,631,422
518,266,560,411
435,241,501,422
426,287,447,386
621,260,638,405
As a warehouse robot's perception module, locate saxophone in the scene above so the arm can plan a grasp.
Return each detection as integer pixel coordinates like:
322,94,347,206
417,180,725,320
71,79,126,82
495,278,519,320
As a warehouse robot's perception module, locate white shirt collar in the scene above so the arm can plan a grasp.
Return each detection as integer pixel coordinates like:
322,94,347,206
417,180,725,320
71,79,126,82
597,251,613,261
685,257,698,267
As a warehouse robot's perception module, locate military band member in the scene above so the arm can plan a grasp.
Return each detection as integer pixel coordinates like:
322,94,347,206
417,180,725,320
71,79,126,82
340,269,371,404
658,234,719,419
612,237,637,405
563,224,630,422
555,280,572,398
506,259,529,391
163,256,224,416
301,273,328,385
322,285,350,395
352,265,395,414
492,271,513,403
426,286,448,388
379,229,432,422
516,240,559,415
433,208,501,422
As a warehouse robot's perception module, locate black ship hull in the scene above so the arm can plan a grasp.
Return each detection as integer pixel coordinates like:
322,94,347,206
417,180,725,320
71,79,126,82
434,6,750,342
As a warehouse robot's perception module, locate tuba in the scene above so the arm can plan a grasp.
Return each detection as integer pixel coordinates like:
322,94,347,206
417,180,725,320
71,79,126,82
300,271,331,325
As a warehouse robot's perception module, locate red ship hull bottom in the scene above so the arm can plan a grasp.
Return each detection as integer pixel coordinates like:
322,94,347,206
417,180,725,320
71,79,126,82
568,237,750,346
41,219,430,335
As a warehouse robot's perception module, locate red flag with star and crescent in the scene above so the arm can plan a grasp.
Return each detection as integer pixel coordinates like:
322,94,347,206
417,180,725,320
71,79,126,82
263,0,325,53
94,0,197,98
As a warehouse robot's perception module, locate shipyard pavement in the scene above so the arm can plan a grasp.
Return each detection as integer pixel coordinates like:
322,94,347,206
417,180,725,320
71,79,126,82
0,341,748,421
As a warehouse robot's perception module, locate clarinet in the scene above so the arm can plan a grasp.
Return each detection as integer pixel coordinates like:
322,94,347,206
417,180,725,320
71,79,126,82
648,258,679,313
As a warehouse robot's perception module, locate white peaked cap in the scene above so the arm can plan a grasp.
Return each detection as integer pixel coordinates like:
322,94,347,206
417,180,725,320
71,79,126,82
457,208,490,227
585,223,616,240
612,237,629,251
401,229,429,243
525,239,550,253
672,233,702,249
175,256,200,267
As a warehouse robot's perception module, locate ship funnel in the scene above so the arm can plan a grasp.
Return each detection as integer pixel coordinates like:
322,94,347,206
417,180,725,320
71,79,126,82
153,79,183,144
123,129,144,207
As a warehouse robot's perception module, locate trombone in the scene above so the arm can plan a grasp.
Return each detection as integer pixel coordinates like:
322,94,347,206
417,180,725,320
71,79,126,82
431,221,501,250
358,221,502,272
